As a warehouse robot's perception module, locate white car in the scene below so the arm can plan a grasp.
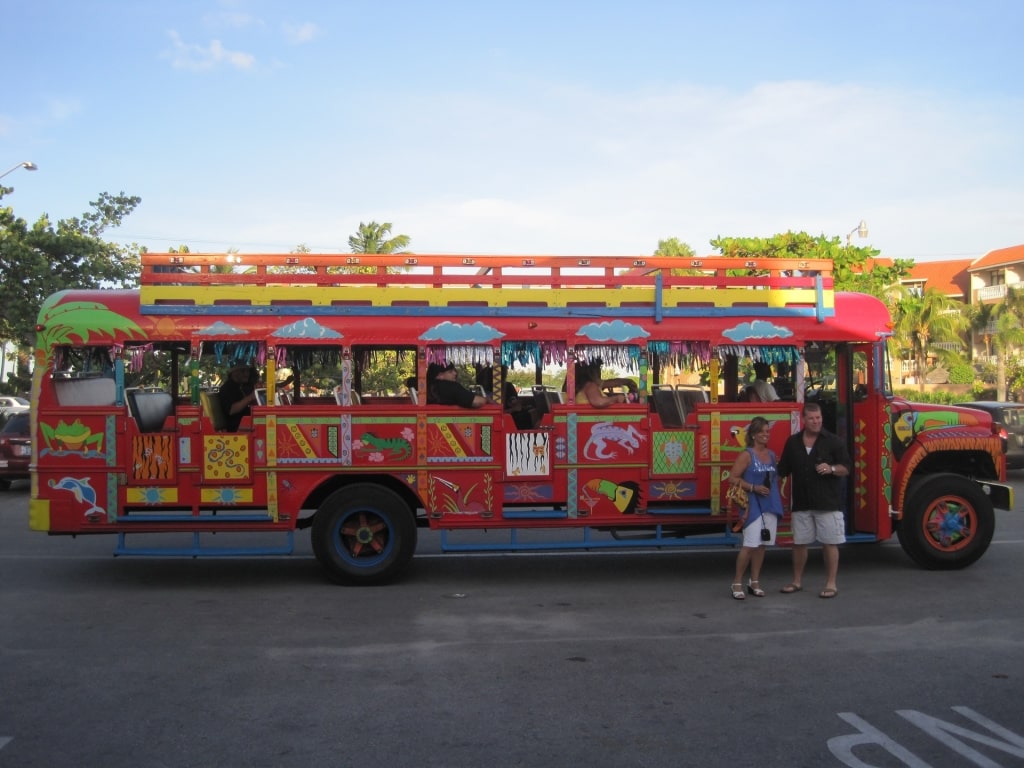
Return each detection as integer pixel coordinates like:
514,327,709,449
0,396,30,420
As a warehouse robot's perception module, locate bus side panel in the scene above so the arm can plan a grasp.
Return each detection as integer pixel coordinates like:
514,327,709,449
34,405,121,530
424,411,501,522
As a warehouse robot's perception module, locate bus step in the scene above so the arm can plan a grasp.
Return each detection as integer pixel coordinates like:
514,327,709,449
117,513,279,523
114,531,295,557
440,526,741,553
644,506,716,516
501,508,570,520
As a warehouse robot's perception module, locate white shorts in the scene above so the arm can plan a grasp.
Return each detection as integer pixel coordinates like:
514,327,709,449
741,513,779,548
791,510,846,546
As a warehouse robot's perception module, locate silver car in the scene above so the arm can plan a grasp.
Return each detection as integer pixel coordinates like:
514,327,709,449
961,401,1024,469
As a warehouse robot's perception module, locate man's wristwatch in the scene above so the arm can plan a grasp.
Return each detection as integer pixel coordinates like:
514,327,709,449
830,465,836,474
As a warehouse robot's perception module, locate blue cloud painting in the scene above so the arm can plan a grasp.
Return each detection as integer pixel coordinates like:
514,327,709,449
196,321,247,336
723,320,793,342
420,321,505,343
272,318,343,339
577,320,650,342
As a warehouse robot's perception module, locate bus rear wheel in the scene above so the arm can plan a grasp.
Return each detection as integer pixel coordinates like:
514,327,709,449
311,485,417,585
897,474,995,570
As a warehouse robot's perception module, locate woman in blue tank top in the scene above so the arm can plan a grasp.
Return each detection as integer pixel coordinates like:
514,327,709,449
727,417,784,599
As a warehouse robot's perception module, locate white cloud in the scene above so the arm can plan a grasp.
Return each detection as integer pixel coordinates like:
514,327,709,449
111,79,1024,262
164,30,256,72
46,98,81,122
283,22,318,44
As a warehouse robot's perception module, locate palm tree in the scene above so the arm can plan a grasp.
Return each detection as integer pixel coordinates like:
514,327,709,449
348,222,410,254
967,301,997,361
990,286,1024,400
892,287,970,391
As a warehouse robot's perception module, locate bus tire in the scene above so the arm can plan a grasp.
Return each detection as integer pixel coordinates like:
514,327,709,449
311,485,417,585
896,474,995,570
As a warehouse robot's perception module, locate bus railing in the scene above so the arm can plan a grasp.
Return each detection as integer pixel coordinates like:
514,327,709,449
139,253,835,321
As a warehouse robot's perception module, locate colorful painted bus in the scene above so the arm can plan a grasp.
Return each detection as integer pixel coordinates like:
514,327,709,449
28,253,1013,584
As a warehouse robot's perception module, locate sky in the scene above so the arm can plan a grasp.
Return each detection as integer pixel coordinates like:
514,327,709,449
2,0,1023,263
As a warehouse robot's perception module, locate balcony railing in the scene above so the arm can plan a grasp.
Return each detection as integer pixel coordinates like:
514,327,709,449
976,284,1008,302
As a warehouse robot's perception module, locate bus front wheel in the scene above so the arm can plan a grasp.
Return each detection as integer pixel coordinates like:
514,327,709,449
312,485,417,585
897,474,995,570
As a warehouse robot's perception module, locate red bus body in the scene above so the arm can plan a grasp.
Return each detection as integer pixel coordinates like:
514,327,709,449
28,254,1013,583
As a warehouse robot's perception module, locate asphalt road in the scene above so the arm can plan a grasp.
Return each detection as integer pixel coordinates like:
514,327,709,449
1,475,1023,768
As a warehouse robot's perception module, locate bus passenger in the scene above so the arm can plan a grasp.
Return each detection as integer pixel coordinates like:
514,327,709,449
574,361,630,408
427,362,489,408
220,363,259,431
749,362,780,402
728,417,783,600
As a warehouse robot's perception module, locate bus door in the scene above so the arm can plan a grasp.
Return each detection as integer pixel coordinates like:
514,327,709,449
501,386,558,511
846,341,890,537
423,409,504,522
648,384,702,504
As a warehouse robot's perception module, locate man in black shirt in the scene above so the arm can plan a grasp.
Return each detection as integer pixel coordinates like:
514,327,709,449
777,401,851,598
427,363,489,408
219,363,259,431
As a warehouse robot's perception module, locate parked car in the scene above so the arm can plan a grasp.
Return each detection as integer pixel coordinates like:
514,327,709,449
0,395,29,419
0,410,30,489
961,401,1024,469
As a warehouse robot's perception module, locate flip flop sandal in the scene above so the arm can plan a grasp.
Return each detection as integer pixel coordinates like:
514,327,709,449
819,588,839,599
779,584,802,594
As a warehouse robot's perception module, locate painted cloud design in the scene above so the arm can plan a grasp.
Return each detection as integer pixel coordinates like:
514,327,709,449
420,321,505,343
723,320,793,342
272,318,343,339
577,320,650,342
196,321,247,336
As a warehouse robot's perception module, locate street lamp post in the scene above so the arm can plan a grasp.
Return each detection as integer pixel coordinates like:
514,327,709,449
846,219,869,246
0,161,38,182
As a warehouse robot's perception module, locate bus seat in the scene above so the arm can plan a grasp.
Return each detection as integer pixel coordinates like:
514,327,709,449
200,390,227,431
652,386,683,428
531,385,553,417
531,385,561,412
333,386,361,405
53,376,116,407
127,389,174,433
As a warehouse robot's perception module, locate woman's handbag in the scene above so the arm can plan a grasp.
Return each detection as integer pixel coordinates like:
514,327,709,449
726,483,749,533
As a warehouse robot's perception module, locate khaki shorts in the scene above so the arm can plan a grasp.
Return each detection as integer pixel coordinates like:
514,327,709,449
791,510,846,546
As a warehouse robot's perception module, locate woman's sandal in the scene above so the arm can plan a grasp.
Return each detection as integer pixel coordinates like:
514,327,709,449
747,579,765,597
819,587,839,599
731,583,745,600
779,583,803,594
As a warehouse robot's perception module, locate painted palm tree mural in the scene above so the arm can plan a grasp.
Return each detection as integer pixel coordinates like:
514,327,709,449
33,292,145,454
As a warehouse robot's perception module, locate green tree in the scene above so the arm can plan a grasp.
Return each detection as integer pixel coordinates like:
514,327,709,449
347,222,410,254
891,287,970,392
989,286,1024,400
653,238,695,258
0,190,141,386
709,231,912,302
967,301,997,361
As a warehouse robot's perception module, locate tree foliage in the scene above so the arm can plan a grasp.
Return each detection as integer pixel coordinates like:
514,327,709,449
347,221,410,255
891,287,970,391
653,238,695,258
0,190,142,347
708,231,913,302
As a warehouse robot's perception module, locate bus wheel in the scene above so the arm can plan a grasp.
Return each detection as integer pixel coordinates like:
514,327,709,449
897,474,995,570
311,485,417,585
